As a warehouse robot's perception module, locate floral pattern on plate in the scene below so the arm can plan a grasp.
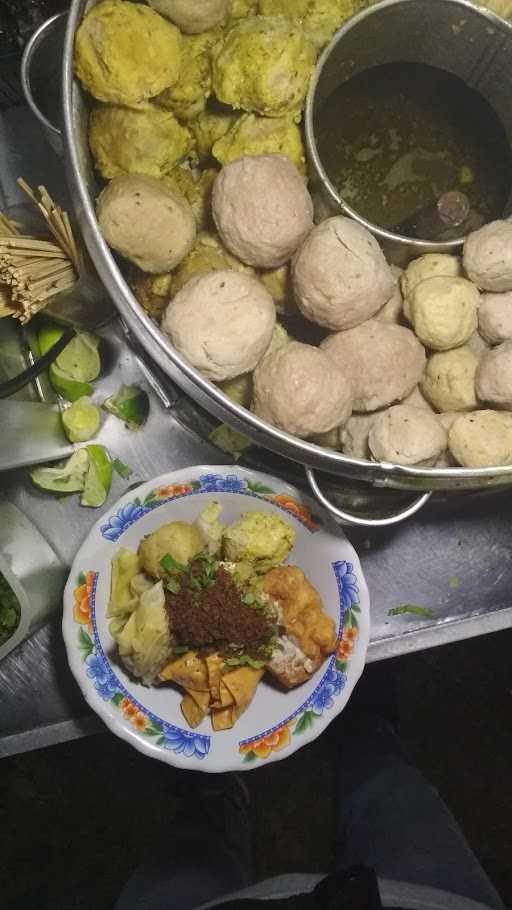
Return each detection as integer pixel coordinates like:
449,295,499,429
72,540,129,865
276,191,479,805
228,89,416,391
73,572,211,761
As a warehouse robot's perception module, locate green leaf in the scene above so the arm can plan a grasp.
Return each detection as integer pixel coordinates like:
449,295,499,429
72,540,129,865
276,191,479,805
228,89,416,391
247,481,275,494
343,610,352,628
156,735,165,746
111,692,123,707
243,751,257,763
190,481,201,490
388,604,435,619
143,727,160,737
335,659,347,673
78,627,94,660
350,612,359,629
112,457,132,480
160,552,186,574
224,655,266,670
294,710,315,735
143,490,157,504
77,571,86,587
351,603,361,613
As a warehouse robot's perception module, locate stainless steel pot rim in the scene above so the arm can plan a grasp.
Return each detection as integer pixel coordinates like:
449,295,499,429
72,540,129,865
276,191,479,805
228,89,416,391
21,11,66,138
305,0,512,255
62,0,512,490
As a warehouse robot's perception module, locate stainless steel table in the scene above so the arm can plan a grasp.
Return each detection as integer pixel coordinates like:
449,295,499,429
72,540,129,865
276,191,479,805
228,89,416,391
1,109,512,760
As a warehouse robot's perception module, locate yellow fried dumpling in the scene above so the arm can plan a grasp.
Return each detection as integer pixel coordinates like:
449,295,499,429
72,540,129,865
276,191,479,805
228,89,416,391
189,108,239,162
169,231,254,297
155,31,221,121
163,168,218,231
75,0,182,106
89,105,192,179
229,0,258,19
211,17,316,119
130,271,172,320
213,113,306,172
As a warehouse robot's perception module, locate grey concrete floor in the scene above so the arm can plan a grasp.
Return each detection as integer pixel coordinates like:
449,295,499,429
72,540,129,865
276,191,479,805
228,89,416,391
1,629,511,909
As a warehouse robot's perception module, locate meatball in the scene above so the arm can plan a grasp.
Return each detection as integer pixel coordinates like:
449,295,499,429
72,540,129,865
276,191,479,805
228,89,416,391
476,341,512,408
463,220,512,292
368,405,447,466
478,292,512,345
89,105,191,180
212,16,315,118
147,0,229,33
448,410,512,468
339,412,378,459
252,341,352,438
321,321,425,412
293,217,395,331
75,0,181,106
212,155,314,269
401,253,462,319
97,175,196,273
420,347,479,413
408,276,479,351
213,113,306,173
162,270,275,381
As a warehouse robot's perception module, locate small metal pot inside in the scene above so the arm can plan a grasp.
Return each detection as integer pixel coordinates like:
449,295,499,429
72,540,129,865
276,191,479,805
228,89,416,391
21,11,67,157
306,0,512,263
60,0,512,526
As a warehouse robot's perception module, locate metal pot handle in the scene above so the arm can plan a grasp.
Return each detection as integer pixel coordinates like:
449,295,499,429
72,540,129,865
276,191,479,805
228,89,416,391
305,467,432,528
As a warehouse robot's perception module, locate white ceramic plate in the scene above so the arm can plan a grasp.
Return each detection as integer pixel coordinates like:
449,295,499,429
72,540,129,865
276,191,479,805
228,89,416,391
63,466,370,772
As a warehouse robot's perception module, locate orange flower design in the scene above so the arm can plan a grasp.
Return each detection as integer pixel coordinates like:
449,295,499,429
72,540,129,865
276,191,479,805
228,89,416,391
154,483,193,499
336,624,359,661
272,494,318,531
73,571,95,626
120,697,147,731
239,725,290,760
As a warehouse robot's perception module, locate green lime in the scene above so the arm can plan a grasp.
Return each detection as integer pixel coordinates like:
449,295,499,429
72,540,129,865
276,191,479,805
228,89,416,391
38,323,64,356
87,445,112,494
102,384,149,430
48,364,93,402
30,449,90,494
55,332,101,383
61,397,101,443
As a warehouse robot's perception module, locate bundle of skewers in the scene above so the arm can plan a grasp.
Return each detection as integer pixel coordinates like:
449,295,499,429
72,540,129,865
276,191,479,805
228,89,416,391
0,179,79,324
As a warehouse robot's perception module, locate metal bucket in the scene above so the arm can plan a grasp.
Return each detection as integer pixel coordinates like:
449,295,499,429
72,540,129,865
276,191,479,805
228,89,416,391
306,0,512,264
60,0,512,527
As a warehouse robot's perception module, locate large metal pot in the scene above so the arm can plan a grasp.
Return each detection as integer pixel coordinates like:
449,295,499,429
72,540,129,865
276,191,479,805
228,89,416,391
61,0,512,526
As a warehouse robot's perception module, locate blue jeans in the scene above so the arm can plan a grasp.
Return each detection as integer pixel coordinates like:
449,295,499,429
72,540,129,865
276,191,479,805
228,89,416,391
114,717,504,910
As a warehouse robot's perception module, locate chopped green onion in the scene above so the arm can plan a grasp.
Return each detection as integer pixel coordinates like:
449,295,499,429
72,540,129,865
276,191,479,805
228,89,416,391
388,604,435,619
160,552,186,574
165,578,181,595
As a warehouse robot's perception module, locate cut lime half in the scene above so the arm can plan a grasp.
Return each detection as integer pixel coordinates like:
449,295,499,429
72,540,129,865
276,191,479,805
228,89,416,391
55,332,101,383
62,397,101,443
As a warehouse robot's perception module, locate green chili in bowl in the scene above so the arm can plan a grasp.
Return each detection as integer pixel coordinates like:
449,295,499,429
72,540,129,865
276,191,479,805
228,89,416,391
0,571,21,646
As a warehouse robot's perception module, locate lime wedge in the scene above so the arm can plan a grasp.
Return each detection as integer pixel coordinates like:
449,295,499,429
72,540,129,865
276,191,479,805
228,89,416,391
87,444,112,494
48,364,93,402
38,323,64,356
103,384,149,430
55,332,101,383
30,449,89,494
61,397,101,443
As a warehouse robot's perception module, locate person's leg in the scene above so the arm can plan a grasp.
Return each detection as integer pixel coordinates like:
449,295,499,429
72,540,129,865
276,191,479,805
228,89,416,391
114,773,252,910
334,713,505,910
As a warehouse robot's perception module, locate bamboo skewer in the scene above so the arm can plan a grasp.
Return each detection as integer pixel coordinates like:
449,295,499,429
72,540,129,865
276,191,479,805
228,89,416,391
0,180,80,324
